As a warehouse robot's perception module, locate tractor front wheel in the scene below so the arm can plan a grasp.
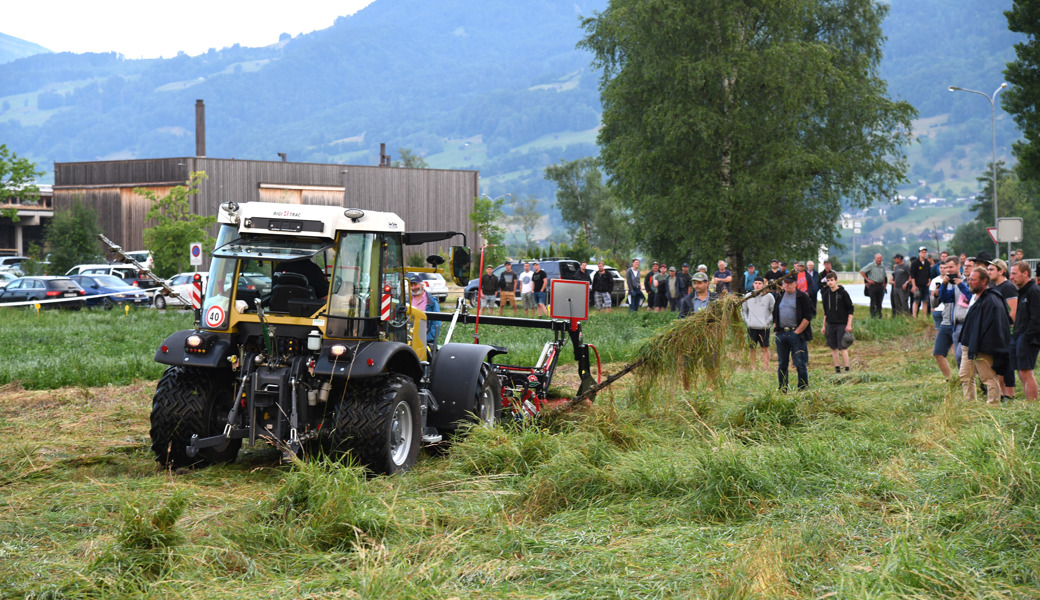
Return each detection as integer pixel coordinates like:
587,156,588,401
150,366,240,469
330,374,420,475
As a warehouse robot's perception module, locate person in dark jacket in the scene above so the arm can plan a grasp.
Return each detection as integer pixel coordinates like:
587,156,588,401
820,271,854,373
1010,261,1040,401
772,275,815,392
957,266,1011,405
591,261,614,313
678,272,717,318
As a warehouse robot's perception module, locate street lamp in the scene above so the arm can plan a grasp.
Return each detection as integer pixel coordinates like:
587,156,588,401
948,82,1007,258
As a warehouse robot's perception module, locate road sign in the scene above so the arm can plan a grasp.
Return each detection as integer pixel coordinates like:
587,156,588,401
189,242,203,266
997,218,1023,243
986,227,999,244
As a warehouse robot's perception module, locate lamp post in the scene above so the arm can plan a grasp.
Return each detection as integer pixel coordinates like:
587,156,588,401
948,82,1007,258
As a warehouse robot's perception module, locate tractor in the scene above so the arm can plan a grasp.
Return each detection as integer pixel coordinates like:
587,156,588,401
145,200,500,475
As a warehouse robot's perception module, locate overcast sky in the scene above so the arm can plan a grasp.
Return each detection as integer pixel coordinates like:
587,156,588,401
2,0,376,59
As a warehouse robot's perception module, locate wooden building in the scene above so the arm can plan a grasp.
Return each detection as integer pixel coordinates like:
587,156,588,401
52,157,480,264
0,185,53,256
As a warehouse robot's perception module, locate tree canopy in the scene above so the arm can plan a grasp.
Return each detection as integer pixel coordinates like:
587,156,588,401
579,0,916,268
0,144,43,205
139,172,216,278
1003,0,1040,182
44,201,103,275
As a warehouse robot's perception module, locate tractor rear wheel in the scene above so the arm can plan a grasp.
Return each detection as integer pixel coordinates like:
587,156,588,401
472,363,502,428
150,366,240,469
330,374,420,475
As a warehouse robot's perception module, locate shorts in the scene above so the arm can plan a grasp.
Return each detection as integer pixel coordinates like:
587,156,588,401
500,292,516,307
534,291,547,305
748,328,769,348
521,292,535,309
824,324,845,350
914,288,929,302
594,291,612,309
933,324,956,357
1011,334,1040,371
480,295,496,308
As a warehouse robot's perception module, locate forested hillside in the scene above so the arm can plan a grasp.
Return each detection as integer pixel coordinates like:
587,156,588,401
0,0,1024,249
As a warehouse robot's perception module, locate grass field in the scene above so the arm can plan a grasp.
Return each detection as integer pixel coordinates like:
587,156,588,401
2,307,1039,599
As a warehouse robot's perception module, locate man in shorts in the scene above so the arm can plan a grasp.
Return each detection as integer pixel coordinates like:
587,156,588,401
531,262,549,317
518,262,535,317
933,257,969,379
498,261,518,316
740,276,774,370
592,261,614,313
820,271,854,373
1010,261,1040,402
988,258,1019,399
479,265,498,310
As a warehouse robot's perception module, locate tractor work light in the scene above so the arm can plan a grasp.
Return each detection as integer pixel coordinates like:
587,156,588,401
343,208,365,221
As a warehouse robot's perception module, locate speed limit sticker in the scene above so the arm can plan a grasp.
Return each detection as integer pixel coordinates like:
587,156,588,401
205,305,225,327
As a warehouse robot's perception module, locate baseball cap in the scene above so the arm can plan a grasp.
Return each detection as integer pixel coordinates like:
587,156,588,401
692,272,709,282
841,331,855,349
682,262,689,268
747,263,755,268
668,266,676,272
918,246,927,252
992,258,1008,274
783,275,797,283
753,276,764,283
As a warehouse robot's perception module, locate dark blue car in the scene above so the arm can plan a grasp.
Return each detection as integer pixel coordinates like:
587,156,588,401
69,274,151,309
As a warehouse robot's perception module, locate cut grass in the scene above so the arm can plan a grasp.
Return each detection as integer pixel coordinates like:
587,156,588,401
2,310,1040,598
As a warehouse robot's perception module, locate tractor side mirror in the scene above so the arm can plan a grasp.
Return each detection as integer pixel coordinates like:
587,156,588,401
447,246,470,287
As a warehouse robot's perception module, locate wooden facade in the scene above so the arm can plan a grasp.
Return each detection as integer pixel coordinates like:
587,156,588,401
53,158,480,261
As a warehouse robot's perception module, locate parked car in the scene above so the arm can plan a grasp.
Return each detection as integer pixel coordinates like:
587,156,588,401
413,271,449,302
123,250,154,271
0,256,28,276
239,272,273,296
464,258,582,307
585,264,628,307
66,264,160,289
68,274,151,309
0,276,86,309
154,272,209,310
0,271,17,288
0,256,28,270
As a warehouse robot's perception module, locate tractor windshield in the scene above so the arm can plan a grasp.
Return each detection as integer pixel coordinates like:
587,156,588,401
328,233,378,318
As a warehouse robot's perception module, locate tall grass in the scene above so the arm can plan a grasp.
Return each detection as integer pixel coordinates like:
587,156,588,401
0,307,192,389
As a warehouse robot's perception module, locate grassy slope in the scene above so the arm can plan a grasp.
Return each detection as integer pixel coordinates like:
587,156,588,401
1,309,1039,598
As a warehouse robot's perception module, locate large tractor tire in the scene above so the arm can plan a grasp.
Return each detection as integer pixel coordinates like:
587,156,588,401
150,366,240,469
330,374,420,475
472,363,502,429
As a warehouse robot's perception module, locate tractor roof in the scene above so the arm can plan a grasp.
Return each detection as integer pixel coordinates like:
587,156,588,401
218,202,405,238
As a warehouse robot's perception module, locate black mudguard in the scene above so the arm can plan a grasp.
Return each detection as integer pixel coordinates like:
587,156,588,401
427,342,498,429
154,330,232,368
313,340,422,384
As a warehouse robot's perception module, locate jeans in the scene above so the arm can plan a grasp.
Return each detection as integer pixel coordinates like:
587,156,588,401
628,290,643,312
775,330,809,391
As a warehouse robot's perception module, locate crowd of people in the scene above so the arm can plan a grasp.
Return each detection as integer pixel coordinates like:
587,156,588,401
463,248,1040,404
857,246,1040,405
